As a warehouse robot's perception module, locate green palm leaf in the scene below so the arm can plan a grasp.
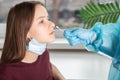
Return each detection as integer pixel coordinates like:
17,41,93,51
77,1,120,29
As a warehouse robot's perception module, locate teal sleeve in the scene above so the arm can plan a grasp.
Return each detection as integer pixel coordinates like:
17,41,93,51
108,63,120,80
86,17,120,75
85,17,120,58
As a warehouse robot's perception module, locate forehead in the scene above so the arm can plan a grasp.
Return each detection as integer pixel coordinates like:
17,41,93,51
34,4,48,19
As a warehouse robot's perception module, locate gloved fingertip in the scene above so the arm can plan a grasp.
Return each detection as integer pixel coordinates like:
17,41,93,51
63,30,70,37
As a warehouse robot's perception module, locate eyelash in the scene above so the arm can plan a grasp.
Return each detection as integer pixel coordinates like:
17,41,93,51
39,18,50,24
40,20,44,23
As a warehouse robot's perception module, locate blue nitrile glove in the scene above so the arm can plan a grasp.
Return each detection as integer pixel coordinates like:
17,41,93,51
64,28,96,46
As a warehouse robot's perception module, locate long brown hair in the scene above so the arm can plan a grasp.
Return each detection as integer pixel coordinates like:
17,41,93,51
0,1,44,64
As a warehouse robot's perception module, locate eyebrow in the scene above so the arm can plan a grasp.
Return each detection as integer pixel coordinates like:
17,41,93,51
36,16,49,20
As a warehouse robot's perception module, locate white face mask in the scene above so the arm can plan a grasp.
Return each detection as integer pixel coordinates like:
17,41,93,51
26,39,46,55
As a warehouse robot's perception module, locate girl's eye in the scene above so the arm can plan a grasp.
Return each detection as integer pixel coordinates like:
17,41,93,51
39,20,44,23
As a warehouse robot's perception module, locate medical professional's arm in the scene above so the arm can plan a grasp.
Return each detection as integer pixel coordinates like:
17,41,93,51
51,64,65,80
64,17,120,58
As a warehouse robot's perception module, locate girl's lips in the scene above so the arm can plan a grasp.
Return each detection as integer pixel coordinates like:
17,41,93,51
49,31,54,35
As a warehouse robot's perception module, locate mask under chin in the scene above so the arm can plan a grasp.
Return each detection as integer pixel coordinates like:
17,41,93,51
26,38,46,55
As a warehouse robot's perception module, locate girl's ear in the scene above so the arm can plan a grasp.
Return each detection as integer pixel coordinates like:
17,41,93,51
26,33,32,45
27,33,32,40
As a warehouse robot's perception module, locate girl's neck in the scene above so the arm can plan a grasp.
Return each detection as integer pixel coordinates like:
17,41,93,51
21,51,39,63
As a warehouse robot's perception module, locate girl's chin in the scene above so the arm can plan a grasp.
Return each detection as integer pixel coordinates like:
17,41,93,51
46,37,55,43
49,37,55,42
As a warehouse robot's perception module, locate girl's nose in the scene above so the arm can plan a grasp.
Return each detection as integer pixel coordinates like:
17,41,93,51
50,21,55,28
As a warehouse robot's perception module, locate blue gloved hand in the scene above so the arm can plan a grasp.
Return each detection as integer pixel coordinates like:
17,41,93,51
64,28,96,46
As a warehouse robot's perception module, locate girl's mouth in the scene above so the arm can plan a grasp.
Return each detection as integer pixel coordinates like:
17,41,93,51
49,31,54,35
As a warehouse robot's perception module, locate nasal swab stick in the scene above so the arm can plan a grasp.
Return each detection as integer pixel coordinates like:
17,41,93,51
55,26,64,32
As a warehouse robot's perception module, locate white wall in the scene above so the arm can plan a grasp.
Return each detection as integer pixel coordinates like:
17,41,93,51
50,50,112,80
0,23,6,38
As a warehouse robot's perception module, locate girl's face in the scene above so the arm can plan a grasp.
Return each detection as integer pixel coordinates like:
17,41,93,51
28,4,55,43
